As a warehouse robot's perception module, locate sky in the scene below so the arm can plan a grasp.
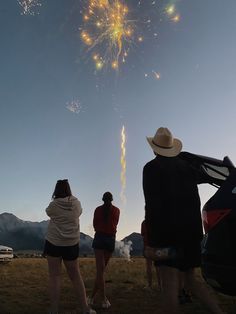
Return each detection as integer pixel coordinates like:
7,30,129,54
1,0,236,240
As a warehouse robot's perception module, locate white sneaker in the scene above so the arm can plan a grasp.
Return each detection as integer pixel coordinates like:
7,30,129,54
102,298,111,309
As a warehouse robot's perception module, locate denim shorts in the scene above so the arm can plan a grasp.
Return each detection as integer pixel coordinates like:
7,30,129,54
92,232,115,252
154,241,201,271
43,240,79,261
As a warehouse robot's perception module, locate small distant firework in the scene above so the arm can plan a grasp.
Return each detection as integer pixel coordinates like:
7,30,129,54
165,3,180,23
152,70,161,80
120,125,126,205
18,0,42,15
66,100,82,114
80,0,140,70
144,71,161,80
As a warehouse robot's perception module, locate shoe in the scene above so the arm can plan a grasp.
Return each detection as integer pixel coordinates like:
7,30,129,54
87,296,94,306
102,298,111,309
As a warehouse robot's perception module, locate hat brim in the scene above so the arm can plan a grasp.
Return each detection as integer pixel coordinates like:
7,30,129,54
146,137,182,157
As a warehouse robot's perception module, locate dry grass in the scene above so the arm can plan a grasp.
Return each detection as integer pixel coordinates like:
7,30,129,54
0,258,235,314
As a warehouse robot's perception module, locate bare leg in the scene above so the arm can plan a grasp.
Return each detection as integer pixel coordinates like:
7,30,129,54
91,249,112,301
47,256,62,313
155,265,162,291
104,250,112,268
91,249,105,300
185,268,226,314
63,258,90,313
159,266,180,314
145,258,153,287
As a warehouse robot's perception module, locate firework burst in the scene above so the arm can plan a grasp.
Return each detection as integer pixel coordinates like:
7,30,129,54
18,0,42,15
66,99,82,114
80,0,138,70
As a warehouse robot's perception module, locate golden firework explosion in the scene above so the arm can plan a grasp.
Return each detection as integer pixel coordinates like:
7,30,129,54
81,0,136,70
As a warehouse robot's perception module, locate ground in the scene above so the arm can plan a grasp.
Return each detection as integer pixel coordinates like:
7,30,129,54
0,258,235,313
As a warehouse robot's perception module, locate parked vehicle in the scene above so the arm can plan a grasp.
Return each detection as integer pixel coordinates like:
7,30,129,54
0,245,14,262
180,152,236,296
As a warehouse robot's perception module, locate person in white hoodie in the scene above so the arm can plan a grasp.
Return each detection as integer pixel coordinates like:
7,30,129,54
44,179,96,314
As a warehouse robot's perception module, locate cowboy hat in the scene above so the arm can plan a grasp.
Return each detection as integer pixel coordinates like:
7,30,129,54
146,127,182,157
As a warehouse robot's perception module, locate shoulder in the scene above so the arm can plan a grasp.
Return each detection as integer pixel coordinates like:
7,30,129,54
94,205,103,212
71,196,82,206
143,158,162,176
70,195,79,201
143,158,158,171
112,205,120,213
47,200,56,208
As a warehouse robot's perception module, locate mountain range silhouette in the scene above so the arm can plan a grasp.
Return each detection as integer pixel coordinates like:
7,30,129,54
0,213,143,256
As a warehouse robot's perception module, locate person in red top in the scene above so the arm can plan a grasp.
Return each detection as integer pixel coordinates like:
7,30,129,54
88,192,120,309
141,220,162,290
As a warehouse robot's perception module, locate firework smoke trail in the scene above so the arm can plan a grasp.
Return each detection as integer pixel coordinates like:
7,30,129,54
120,125,126,206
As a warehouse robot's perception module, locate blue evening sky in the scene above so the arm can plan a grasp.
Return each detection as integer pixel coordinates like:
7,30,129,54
1,0,236,239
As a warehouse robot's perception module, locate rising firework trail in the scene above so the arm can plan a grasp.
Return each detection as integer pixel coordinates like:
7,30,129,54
120,125,126,205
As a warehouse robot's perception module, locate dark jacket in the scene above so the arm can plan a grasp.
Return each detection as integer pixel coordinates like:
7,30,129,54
143,155,203,247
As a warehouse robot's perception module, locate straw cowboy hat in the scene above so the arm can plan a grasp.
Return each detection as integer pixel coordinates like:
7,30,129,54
146,127,182,157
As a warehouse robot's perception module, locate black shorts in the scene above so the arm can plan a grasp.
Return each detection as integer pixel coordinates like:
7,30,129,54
92,232,115,253
43,240,79,261
154,241,201,271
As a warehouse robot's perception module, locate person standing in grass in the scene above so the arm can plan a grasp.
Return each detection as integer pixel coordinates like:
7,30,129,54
143,127,227,314
44,179,96,314
141,219,162,291
88,192,120,309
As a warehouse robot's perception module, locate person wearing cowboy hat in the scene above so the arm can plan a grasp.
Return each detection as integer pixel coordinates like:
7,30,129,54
143,127,226,314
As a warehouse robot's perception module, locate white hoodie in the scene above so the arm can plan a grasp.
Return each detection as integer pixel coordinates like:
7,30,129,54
45,196,82,246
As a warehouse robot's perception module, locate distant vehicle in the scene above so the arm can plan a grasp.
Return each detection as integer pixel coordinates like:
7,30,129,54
0,245,14,262
180,152,236,296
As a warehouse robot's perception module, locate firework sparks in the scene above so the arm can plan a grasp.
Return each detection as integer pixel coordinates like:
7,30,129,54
152,70,161,80
80,0,139,70
66,100,82,114
18,0,42,15
165,3,181,23
120,125,126,205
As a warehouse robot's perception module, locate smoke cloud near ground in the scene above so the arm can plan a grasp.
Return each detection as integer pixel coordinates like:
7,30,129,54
115,240,132,261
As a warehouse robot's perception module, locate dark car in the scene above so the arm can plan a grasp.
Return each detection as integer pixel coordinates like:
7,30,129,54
180,152,236,296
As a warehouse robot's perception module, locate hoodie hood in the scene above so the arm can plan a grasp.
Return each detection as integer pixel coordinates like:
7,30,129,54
54,196,79,211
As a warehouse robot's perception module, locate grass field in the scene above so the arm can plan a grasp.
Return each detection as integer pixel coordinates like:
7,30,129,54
0,257,235,314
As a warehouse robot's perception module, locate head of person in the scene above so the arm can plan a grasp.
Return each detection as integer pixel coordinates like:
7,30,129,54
52,179,72,199
102,191,113,203
102,192,113,223
146,127,182,157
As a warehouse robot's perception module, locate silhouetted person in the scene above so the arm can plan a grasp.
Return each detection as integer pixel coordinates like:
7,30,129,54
88,192,120,309
44,179,96,314
143,127,226,314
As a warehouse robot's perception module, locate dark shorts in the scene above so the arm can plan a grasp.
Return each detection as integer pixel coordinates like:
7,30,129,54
43,240,79,261
154,241,201,271
92,232,115,253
